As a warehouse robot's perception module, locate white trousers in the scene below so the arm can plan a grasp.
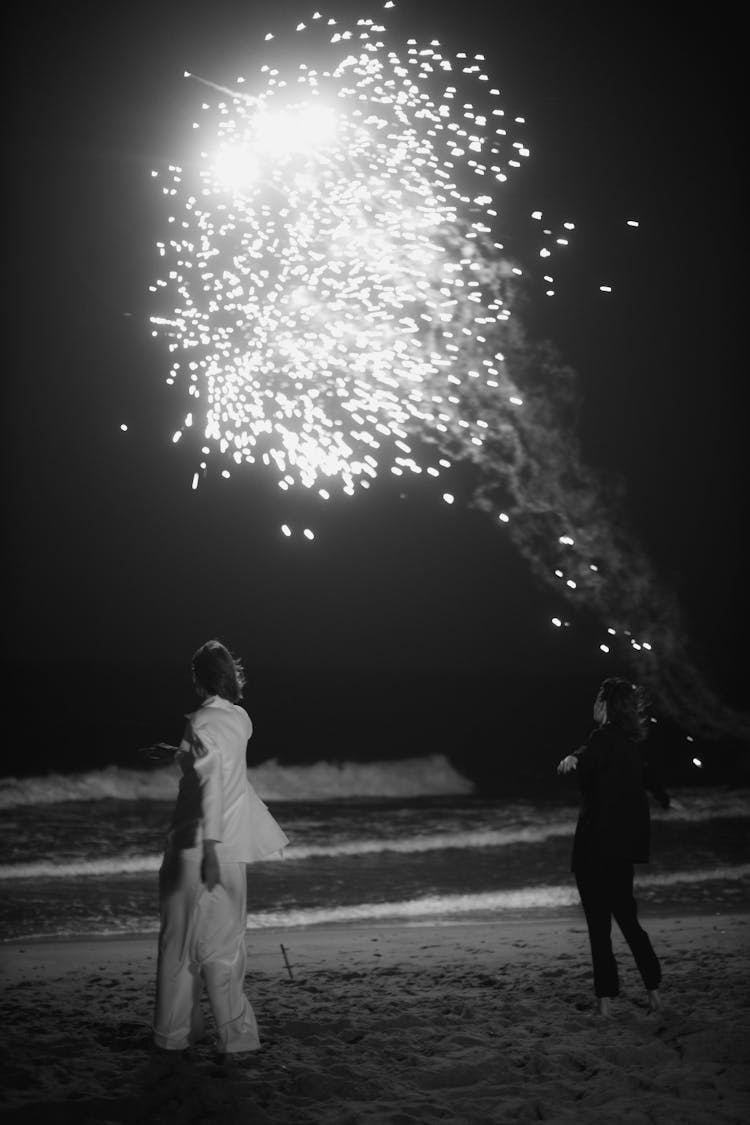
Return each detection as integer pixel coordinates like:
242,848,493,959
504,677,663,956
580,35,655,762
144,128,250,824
153,850,260,1053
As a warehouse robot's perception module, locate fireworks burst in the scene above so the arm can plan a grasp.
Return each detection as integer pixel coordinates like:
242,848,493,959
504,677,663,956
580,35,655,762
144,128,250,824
150,7,533,503
149,3,748,742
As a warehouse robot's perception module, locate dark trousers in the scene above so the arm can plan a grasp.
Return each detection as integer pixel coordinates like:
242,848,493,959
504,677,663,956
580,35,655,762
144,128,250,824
574,857,661,998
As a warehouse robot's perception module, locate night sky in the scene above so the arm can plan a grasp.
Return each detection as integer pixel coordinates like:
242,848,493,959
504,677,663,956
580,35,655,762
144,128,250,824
4,1,746,786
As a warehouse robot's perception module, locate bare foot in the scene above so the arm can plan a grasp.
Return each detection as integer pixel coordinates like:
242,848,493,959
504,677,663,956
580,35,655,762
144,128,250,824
647,990,662,1012
597,997,612,1017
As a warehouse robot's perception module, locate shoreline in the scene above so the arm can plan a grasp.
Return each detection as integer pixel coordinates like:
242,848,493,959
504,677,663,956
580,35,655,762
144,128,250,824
1,896,746,954
2,908,745,962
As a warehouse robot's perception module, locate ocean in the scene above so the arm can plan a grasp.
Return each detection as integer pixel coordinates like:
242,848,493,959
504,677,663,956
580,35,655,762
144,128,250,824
0,756,748,942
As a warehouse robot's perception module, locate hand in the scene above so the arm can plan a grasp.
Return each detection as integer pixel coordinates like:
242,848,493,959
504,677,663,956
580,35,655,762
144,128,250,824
138,742,179,763
201,847,221,891
557,755,578,775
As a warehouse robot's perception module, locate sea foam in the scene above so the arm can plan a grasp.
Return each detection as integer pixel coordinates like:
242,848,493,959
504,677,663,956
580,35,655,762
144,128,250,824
6,864,747,940
1,805,748,880
244,865,750,928
0,754,475,809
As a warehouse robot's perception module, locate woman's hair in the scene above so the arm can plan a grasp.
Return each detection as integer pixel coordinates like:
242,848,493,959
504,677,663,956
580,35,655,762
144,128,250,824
191,639,246,703
593,677,647,742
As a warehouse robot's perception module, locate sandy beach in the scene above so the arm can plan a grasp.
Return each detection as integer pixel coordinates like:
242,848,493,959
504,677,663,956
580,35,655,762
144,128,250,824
1,911,749,1124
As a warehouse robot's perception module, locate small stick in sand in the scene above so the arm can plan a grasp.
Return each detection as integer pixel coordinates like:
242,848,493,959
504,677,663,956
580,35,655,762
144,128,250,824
280,943,294,981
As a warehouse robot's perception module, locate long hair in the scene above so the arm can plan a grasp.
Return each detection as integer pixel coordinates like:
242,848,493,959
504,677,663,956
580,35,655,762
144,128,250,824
593,677,647,742
191,639,246,703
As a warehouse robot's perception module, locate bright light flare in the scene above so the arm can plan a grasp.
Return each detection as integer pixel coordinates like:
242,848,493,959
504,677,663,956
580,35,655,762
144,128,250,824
151,11,533,503
211,102,338,191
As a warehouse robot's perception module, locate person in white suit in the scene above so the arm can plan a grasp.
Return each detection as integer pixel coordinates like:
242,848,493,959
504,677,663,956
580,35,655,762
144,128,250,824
152,639,289,1054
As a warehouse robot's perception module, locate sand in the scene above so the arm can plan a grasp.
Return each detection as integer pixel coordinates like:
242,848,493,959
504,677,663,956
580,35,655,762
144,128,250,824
1,912,749,1124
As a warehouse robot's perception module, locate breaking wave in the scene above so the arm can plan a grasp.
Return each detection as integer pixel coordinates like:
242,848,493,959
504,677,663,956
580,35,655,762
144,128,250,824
0,754,475,809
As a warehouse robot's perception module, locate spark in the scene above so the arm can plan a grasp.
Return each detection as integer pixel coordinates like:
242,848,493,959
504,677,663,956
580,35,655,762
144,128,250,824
151,8,531,502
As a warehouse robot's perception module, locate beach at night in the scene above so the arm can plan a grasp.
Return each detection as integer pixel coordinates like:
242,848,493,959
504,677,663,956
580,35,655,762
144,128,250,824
3,0,747,1121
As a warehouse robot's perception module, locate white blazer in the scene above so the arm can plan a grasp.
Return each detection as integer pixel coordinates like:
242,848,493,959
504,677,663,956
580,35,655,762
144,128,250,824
168,695,288,863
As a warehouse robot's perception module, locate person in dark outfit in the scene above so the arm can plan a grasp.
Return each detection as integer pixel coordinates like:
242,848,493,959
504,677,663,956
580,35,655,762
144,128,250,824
557,677,670,1016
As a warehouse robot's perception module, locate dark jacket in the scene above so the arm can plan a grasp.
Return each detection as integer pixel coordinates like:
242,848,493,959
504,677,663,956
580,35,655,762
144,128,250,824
571,722,666,870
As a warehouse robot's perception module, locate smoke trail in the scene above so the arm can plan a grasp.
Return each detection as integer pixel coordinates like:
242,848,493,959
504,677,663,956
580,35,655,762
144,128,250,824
425,251,748,740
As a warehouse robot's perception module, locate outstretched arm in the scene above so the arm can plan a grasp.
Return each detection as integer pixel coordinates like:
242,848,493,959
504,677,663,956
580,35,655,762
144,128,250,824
137,742,180,763
557,744,587,775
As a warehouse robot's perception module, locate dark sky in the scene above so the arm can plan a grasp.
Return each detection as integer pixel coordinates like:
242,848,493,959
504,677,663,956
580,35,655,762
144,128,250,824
3,2,746,777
